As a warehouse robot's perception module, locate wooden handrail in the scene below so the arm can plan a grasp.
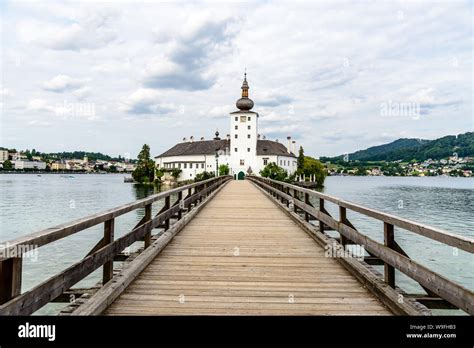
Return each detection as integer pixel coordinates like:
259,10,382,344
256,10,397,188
0,176,227,262
249,176,473,253
0,176,232,313
248,176,474,314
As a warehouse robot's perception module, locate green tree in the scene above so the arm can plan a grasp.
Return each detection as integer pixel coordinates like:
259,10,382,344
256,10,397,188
171,168,182,178
2,160,13,170
298,156,327,187
260,162,288,181
195,171,215,182
219,164,230,176
297,146,305,170
132,144,155,183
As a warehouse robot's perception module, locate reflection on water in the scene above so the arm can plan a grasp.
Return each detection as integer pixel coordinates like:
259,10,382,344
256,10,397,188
133,183,161,200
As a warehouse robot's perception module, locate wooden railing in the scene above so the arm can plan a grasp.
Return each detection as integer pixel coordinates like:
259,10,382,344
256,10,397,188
248,176,474,315
0,176,231,315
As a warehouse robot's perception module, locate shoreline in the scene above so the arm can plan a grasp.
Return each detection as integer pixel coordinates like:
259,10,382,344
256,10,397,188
0,171,132,175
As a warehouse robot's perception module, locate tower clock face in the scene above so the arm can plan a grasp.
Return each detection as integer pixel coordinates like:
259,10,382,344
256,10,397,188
240,116,246,122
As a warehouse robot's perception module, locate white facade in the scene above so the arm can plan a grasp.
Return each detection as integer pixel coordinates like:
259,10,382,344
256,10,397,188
155,75,297,181
13,160,46,170
229,111,258,176
0,150,9,161
156,153,232,180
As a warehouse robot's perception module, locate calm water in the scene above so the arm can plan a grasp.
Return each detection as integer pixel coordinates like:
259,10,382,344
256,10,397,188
0,174,472,314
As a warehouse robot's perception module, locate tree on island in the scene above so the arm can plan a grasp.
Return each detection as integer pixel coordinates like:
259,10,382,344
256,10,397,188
297,146,305,170
132,144,155,183
297,156,327,187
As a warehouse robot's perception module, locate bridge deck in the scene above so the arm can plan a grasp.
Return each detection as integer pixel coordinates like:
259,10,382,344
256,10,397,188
105,181,391,315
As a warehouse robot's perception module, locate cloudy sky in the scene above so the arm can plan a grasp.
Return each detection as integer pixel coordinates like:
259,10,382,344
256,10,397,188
1,0,472,158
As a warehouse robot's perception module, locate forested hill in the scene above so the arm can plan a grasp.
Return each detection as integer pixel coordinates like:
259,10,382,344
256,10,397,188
320,132,474,162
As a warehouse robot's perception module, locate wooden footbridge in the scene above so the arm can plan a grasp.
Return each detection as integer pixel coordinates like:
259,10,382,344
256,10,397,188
0,176,472,315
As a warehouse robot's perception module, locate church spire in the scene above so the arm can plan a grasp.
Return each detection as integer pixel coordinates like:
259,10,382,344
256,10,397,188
236,72,254,111
241,72,249,98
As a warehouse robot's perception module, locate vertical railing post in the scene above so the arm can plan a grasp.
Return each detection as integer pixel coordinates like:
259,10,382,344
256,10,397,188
187,188,193,211
304,192,310,222
177,191,183,220
384,222,395,288
0,256,22,304
292,189,298,213
163,196,171,231
103,218,114,284
339,206,348,247
319,198,325,233
143,203,152,248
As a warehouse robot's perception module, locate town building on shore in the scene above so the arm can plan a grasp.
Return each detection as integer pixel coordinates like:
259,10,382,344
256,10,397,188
155,74,297,181
12,160,46,170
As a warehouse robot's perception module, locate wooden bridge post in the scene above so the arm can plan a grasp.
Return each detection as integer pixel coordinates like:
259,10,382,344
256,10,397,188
103,219,114,284
319,198,325,233
163,196,171,231
304,193,310,221
177,191,183,220
0,257,22,304
143,203,152,248
187,188,193,211
339,206,348,247
384,222,396,288
292,189,298,213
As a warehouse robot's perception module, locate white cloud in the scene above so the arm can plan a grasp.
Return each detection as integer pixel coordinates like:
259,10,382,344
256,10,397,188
119,88,176,115
143,14,237,90
17,12,118,51
2,1,471,157
27,98,56,113
43,75,87,93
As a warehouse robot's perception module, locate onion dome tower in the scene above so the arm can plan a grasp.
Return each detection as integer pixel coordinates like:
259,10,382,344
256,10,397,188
236,73,254,111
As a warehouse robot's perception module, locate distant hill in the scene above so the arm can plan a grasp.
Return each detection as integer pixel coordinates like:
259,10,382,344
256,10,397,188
320,132,474,162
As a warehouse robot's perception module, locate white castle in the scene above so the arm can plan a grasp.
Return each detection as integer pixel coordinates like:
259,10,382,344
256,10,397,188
155,74,297,181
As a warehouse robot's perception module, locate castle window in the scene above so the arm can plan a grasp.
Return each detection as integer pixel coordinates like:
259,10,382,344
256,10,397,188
247,134,250,139
235,134,238,139
235,125,238,130
240,159,245,165
178,163,181,168
280,160,282,165
189,163,193,169
248,125,251,130
235,117,238,121
248,117,251,121
184,163,187,169
234,148,238,152
201,163,204,169
263,158,268,165
247,148,250,152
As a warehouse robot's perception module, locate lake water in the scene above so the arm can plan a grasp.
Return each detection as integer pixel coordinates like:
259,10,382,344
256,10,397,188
0,174,472,314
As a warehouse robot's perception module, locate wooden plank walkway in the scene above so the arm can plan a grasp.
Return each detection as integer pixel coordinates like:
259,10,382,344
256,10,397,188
105,180,391,315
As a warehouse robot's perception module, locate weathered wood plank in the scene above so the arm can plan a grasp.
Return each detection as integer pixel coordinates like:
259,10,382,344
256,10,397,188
101,181,392,316
71,178,230,315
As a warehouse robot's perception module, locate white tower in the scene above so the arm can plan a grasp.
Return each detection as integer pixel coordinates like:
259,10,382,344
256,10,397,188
230,73,259,179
